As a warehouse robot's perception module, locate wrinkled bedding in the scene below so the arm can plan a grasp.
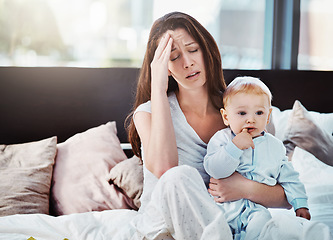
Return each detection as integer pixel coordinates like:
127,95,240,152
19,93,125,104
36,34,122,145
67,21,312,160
0,208,330,240
0,209,137,240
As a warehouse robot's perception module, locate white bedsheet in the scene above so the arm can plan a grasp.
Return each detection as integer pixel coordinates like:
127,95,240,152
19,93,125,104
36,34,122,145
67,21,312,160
0,209,331,240
260,214,331,240
0,209,137,240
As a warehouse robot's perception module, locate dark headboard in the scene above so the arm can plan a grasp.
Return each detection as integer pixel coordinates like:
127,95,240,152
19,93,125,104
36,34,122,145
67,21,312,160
0,67,139,145
223,69,333,113
1,67,332,146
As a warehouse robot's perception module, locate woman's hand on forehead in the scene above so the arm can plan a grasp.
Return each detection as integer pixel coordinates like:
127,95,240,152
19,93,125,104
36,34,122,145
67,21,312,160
151,32,173,93
155,33,173,58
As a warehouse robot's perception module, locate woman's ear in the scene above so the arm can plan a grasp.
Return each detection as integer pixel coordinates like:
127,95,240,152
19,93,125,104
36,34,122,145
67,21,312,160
220,108,229,126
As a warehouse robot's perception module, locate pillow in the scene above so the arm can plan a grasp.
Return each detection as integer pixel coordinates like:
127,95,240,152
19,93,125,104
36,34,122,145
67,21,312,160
270,106,292,140
283,100,333,166
0,137,57,216
291,147,333,187
50,122,136,215
108,155,143,209
291,147,333,233
266,110,275,136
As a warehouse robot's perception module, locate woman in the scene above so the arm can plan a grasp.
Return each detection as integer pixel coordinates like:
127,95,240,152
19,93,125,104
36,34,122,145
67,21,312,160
123,11,290,239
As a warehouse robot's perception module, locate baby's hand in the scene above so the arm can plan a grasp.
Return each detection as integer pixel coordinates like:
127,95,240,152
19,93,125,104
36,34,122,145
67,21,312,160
232,129,254,150
296,208,311,220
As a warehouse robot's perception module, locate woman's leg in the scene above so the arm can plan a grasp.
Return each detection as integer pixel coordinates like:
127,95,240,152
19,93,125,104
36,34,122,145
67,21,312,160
131,165,232,240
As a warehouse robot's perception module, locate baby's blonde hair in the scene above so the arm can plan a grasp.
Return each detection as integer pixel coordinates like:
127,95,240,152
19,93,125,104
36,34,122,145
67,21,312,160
223,76,272,107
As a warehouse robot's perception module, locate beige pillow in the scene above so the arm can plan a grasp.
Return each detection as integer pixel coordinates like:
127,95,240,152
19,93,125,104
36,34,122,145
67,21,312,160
50,122,136,215
0,137,57,216
108,155,143,209
284,100,333,166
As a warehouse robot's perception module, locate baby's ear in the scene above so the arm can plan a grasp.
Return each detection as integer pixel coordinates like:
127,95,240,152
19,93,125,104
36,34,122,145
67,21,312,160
267,107,273,124
220,108,229,126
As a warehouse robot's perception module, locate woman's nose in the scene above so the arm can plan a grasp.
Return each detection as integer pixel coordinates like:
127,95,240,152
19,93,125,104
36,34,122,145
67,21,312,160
183,54,194,69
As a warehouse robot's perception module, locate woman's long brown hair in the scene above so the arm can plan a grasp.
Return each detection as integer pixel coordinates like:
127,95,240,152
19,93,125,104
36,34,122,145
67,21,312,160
125,11,226,159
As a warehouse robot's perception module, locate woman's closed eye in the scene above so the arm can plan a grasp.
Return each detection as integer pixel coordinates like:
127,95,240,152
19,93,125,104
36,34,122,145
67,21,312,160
189,49,198,53
170,49,199,61
170,55,180,61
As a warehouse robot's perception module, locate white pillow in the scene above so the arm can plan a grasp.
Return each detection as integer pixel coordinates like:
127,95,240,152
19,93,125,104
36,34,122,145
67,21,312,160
291,147,333,234
269,147,333,234
291,147,333,188
307,112,333,139
270,106,292,141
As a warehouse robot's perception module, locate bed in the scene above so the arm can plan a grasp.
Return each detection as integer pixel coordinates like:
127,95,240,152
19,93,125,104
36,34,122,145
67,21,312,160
0,67,332,239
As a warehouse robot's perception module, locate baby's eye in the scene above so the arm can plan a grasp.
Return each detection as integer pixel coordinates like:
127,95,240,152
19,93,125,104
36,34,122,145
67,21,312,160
256,111,264,115
238,111,246,116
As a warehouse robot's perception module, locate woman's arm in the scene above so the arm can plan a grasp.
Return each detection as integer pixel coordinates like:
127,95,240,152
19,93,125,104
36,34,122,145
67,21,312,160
134,33,178,178
208,172,291,208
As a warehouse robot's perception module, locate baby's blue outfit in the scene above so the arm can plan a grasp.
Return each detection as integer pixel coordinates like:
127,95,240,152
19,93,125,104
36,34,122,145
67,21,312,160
204,128,308,240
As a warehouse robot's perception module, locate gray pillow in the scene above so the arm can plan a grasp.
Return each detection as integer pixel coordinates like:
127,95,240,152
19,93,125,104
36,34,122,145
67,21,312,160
0,137,57,216
108,155,143,209
283,100,333,166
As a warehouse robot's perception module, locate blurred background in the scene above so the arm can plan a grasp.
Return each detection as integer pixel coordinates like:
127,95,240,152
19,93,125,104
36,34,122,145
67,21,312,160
0,0,332,70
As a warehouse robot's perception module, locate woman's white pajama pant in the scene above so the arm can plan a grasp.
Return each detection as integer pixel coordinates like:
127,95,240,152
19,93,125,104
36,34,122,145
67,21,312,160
116,165,233,240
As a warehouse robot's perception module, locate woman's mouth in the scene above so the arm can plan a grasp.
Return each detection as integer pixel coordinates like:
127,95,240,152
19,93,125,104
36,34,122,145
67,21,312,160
186,72,200,79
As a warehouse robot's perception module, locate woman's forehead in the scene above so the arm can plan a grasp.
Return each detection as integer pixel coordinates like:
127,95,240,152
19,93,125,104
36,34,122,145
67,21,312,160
166,29,196,46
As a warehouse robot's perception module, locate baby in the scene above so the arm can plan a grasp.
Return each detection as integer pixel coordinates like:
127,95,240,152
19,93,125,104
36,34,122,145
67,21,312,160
204,76,310,240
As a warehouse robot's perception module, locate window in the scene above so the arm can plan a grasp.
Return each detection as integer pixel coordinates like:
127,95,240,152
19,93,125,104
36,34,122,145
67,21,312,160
0,0,266,69
154,0,266,70
0,0,331,70
298,0,333,70
0,0,154,67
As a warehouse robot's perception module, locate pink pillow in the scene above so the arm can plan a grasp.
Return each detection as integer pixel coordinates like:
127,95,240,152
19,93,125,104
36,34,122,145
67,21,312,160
50,122,136,215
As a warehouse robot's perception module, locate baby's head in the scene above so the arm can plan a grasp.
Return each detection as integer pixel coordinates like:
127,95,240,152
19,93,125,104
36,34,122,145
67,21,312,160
221,76,272,137
223,76,272,108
